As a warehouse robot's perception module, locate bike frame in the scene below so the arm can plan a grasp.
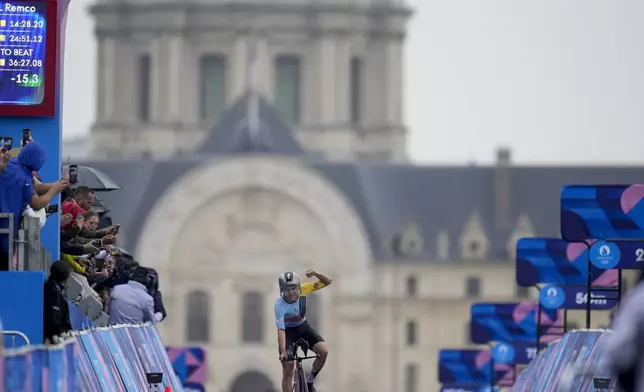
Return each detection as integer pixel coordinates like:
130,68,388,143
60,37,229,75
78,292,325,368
290,352,318,392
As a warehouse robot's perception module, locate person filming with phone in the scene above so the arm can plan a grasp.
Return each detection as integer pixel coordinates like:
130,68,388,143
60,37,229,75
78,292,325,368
0,141,68,271
61,186,94,230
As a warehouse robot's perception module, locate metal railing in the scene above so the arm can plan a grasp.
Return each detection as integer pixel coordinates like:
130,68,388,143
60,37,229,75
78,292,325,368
1,330,30,348
0,214,50,272
0,213,14,270
19,215,51,273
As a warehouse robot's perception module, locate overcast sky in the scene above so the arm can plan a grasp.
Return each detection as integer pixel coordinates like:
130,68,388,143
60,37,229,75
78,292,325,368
63,0,644,164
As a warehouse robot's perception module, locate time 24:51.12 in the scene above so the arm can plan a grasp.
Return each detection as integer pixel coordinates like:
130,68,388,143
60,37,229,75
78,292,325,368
8,35,43,43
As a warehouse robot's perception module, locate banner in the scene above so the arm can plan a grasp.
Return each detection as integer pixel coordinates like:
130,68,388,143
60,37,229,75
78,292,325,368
4,351,27,391
0,324,182,392
470,302,564,345
538,284,619,310
166,346,207,389
438,349,495,384
48,346,69,391
588,240,644,269
111,326,149,386
77,331,125,391
129,326,183,392
515,238,617,286
142,326,184,392
440,385,499,392
511,342,538,365
561,184,644,241
96,329,140,391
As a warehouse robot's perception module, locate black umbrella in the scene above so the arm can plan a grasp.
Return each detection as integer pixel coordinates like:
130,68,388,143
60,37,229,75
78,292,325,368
91,195,110,215
63,165,122,191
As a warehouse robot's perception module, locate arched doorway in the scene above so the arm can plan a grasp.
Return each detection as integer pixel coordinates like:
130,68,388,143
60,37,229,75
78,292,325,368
230,370,276,392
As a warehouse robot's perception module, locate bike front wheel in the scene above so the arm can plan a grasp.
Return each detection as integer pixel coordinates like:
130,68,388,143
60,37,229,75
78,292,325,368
293,367,308,392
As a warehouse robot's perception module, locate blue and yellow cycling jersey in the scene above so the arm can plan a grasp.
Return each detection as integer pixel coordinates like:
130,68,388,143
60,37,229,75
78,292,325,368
274,280,326,329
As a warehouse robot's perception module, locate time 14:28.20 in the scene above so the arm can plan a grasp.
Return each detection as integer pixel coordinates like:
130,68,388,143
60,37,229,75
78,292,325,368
9,20,44,28
9,35,43,43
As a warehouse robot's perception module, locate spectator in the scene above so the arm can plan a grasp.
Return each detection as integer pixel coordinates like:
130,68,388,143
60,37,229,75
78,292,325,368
61,186,94,230
0,142,67,270
0,149,10,172
145,267,167,322
60,211,118,256
43,260,72,344
83,210,100,231
108,266,156,325
99,287,111,312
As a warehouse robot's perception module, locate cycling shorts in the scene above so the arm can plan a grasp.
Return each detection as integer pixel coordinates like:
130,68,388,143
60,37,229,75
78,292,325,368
286,320,325,354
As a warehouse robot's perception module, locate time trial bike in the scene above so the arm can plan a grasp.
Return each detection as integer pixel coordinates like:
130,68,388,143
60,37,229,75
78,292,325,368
287,338,319,392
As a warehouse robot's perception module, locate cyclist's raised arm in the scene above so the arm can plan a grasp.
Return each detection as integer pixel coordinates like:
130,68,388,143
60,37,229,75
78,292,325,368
302,270,332,295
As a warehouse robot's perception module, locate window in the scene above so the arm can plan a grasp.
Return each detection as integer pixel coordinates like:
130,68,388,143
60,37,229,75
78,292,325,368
516,286,530,298
437,231,449,260
466,277,481,298
200,54,227,125
186,290,210,343
405,276,418,297
350,57,363,123
304,294,320,328
242,292,264,343
405,320,417,346
404,363,418,392
137,54,151,122
274,55,301,123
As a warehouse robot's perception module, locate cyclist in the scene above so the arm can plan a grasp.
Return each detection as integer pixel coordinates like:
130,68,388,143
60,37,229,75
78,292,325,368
275,269,332,392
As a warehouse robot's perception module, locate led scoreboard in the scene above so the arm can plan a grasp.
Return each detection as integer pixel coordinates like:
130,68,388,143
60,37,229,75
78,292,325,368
0,0,57,117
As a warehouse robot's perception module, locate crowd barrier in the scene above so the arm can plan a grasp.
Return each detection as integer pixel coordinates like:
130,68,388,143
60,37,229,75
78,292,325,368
1,324,183,392
512,329,616,391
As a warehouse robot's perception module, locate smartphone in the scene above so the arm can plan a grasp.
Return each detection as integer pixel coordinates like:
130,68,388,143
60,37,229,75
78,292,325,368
69,164,78,185
2,137,12,152
45,204,58,214
94,259,105,272
113,225,120,234
22,129,30,145
76,212,84,221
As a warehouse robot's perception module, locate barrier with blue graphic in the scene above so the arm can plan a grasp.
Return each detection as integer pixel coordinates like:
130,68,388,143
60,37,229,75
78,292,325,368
470,302,564,345
438,349,497,384
561,184,644,241
1,323,183,392
515,238,616,286
511,330,616,391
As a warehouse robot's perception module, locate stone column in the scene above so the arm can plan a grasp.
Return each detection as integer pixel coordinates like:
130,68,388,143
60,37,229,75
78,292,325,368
231,34,249,101
363,37,387,127
166,34,186,122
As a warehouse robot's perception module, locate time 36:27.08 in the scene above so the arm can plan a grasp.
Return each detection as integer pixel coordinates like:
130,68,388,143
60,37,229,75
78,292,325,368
7,59,42,67
8,35,43,43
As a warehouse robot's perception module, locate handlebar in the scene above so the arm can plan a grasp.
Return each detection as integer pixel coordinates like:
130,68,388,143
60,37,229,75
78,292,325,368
286,354,319,362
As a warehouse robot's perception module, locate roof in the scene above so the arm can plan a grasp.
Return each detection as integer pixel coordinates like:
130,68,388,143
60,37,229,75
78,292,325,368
77,156,644,264
196,91,306,156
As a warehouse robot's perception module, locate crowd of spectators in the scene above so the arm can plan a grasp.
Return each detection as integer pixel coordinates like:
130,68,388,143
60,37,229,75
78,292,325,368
0,138,167,345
